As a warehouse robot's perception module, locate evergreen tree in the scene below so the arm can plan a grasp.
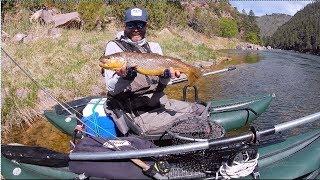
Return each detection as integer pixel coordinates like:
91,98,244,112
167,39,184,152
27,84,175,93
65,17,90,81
268,1,320,54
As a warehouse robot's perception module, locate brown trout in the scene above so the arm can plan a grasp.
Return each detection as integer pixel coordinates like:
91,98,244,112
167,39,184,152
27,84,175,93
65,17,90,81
99,52,201,86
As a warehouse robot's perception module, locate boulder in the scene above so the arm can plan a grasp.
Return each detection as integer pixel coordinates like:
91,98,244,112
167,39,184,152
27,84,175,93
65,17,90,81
16,88,30,99
1,31,10,42
11,33,27,43
30,9,44,23
38,10,55,25
47,28,61,39
193,61,214,68
30,9,82,28
52,12,82,28
23,34,36,43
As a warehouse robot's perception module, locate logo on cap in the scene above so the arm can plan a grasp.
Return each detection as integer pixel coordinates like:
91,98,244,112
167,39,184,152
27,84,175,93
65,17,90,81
131,8,142,17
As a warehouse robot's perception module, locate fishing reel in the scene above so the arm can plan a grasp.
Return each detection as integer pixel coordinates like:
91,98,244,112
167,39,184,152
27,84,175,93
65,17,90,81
223,126,260,165
154,160,171,174
144,160,171,178
226,145,258,166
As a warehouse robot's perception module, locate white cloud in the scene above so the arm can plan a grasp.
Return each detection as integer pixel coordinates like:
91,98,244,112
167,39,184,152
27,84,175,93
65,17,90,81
229,1,314,16
284,1,312,15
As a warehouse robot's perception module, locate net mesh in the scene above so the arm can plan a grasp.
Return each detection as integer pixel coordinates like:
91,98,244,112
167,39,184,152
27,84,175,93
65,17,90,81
163,145,258,178
167,115,225,144
159,115,228,177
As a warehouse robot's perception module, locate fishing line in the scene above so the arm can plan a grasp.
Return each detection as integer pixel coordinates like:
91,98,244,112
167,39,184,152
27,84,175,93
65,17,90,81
1,48,83,118
1,49,113,138
1,48,152,155
2,49,109,137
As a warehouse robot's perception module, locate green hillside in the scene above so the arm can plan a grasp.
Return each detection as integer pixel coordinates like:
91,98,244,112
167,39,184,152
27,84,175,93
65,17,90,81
256,13,291,38
267,2,320,55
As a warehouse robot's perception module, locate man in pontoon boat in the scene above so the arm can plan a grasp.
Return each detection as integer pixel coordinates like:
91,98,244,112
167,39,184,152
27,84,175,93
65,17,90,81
102,7,205,136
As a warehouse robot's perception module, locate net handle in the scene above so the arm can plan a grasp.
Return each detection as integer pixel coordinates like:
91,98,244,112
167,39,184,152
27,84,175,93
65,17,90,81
166,130,209,142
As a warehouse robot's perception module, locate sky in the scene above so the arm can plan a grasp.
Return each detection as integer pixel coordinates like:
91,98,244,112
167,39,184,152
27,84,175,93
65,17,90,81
229,1,315,16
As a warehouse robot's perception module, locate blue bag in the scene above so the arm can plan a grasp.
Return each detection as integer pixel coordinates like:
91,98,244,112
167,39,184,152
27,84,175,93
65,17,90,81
82,98,117,138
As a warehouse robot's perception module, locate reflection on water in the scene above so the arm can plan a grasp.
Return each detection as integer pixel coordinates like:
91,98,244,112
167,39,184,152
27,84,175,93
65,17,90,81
166,50,262,101
2,117,71,152
244,53,260,64
217,49,261,64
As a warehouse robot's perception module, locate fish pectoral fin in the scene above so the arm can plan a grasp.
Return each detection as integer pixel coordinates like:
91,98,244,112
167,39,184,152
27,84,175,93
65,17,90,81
136,67,164,76
186,68,201,86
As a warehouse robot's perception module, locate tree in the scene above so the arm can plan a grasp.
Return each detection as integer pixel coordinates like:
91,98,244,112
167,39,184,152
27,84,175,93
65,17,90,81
248,10,255,21
249,10,255,17
219,18,238,38
245,32,260,44
269,1,320,54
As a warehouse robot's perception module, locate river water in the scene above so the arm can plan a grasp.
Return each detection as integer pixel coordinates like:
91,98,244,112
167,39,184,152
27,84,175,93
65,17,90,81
201,50,320,137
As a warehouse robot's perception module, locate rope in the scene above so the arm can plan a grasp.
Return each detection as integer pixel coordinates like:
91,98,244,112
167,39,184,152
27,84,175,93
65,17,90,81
216,152,259,179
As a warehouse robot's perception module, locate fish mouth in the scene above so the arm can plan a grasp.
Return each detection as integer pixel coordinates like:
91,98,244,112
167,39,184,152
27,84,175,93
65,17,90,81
99,61,109,68
99,57,110,68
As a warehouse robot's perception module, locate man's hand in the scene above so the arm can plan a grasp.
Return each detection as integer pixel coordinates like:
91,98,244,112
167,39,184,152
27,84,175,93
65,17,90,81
163,67,181,79
75,124,84,131
115,62,128,77
115,62,137,80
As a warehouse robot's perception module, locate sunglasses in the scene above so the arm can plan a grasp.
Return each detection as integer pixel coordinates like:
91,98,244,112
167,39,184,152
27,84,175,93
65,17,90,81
126,22,146,29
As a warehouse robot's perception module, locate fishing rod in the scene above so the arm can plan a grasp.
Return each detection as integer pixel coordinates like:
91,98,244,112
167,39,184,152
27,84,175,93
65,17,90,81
168,66,236,85
69,111,320,160
1,48,84,118
1,48,104,134
1,48,156,172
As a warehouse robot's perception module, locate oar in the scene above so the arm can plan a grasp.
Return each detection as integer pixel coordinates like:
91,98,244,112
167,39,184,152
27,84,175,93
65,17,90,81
168,66,236,85
69,111,320,160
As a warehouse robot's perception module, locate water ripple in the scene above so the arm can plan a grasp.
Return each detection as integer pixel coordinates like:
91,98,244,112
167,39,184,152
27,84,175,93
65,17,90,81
209,50,320,136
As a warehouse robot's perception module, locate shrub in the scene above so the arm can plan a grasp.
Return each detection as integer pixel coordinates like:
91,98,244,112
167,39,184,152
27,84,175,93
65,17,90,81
50,0,77,13
20,0,46,11
77,1,107,31
190,7,219,36
2,8,32,35
164,1,188,28
245,32,260,44
219,18,238,38
108,0,187,30
1,0,16,21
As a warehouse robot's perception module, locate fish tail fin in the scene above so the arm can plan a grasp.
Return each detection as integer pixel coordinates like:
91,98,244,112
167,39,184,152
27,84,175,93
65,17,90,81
187,67,201,86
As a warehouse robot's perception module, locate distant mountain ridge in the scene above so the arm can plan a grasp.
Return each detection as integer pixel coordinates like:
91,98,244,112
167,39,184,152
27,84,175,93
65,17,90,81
256,13,291,38
268,2,320,55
